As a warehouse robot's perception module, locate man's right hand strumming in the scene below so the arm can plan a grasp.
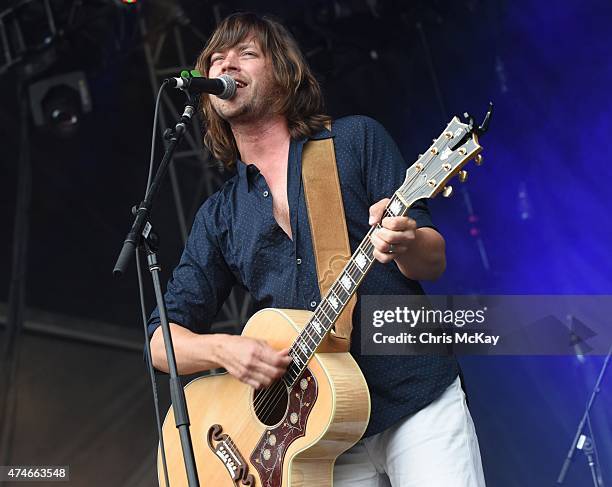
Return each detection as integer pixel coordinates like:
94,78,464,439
150,324,292,389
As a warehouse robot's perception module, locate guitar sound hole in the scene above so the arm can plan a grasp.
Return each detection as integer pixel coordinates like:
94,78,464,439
253,381,289,427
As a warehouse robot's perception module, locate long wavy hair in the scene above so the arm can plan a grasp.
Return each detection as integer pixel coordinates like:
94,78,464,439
195,12,329,169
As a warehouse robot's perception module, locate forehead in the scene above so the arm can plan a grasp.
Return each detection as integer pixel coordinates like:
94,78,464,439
208,25,270,58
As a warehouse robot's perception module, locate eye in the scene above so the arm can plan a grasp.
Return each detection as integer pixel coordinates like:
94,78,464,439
242,50,257,57
210,55,224,64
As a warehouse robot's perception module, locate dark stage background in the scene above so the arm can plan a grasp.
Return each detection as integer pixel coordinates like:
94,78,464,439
1,0,611,486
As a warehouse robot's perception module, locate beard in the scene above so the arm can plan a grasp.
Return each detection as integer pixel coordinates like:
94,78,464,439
211,73,282,124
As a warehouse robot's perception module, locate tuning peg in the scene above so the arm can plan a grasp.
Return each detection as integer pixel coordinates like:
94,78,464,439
442,186,453,198
458,170,468,183
474,154,483,166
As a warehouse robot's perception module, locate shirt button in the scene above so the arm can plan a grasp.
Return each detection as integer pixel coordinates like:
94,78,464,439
262,190,269,197
297,258,302,265
310,301,317,308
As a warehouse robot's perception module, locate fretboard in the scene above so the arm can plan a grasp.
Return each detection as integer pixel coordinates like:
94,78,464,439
284,191,413,386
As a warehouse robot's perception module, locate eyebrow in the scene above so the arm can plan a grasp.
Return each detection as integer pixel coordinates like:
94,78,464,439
212,41,259,56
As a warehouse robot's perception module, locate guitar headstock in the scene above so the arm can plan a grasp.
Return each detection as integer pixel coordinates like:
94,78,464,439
397,105,492,204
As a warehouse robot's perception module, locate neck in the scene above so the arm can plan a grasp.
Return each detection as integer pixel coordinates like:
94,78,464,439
231,115,290,170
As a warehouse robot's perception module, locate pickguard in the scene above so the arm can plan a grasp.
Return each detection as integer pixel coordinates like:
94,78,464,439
250,368,318,486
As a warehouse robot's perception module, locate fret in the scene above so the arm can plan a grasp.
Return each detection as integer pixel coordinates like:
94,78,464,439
298,340,312,355
316,314,334,338
318,302,333,322
314,309,331,329
339,273,354,292
302,330,319,352
300,322,319,344
359,240,374,260
354,250,370,270
386,195,406,217
329,287,345,305
347,263,363,283
294,348,308,366
327,293,341,312
309,318,324,338
331,283,350,303
323,299,340,320
280,114,484,387
290,349,307,367
361,237,375,256
287,200,410,383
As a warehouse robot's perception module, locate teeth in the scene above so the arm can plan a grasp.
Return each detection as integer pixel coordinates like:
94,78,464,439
236,81,246,88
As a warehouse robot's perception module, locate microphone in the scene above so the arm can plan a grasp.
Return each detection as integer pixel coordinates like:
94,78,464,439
165,74,236,100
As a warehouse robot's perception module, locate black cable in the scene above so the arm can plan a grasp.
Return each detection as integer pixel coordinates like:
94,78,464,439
145,80,169,197
137,80,171,486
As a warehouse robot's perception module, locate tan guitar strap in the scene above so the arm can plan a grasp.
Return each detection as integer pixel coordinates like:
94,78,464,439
302,121,355,352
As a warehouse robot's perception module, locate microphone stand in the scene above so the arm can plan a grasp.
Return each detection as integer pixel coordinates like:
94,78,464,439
113,97,200,487
556,342,612,486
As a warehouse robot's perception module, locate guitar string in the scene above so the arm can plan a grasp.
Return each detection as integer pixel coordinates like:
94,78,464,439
279,135,463,377
252,202,401,421
252,169,430,422
251,223,382,424
250,143,472,423
249,199,392,419
251,154,455,422
206,136,474,446
254,208,401,424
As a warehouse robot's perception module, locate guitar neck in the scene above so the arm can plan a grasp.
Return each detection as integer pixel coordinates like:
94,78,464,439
285,191,413,385
284,114,485,385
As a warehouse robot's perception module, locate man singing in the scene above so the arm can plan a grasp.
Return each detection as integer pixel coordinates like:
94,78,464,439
149,12,485,486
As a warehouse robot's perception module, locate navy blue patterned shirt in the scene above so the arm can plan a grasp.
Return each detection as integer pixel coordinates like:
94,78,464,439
148,115,458,437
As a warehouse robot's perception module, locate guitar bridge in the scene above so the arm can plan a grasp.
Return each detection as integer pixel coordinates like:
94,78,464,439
207,424,255,486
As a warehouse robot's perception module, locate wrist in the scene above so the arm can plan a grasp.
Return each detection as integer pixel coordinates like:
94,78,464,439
206,333,231,369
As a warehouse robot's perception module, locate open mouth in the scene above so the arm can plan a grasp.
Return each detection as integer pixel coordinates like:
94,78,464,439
234,79,248,88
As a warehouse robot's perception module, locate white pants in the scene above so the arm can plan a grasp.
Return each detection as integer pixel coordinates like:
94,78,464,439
333,377,486,487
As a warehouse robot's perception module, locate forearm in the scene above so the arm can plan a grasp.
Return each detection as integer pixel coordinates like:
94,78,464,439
150,323,226,375
395,227,446,281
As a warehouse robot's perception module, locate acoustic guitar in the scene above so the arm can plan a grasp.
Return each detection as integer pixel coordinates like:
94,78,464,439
158,112,488,486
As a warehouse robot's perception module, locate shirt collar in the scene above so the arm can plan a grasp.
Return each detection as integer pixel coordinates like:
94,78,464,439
235,123,335,193
306,124,334,141
237,160,260,193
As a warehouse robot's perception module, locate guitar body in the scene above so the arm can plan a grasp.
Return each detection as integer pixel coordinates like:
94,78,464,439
158,308,371,487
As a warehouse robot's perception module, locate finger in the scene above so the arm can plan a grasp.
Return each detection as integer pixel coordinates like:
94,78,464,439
260,345,293,368
375,227,406,245
372,248,395,264
377,228,416,246
279,352,294,366
368,198,390,225
372,234,410,257
248,369,276,388
381,216,416,232
369,232,385,252
372,231,408,253
253,359,288,380
278,348,293,361
227,363,260,386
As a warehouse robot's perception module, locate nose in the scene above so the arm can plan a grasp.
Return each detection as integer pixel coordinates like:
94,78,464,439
219,51,239,74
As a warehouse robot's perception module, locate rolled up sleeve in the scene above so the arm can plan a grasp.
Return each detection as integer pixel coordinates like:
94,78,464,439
147,196,235,338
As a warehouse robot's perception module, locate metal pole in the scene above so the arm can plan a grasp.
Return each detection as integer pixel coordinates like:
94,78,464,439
0,77,32,466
